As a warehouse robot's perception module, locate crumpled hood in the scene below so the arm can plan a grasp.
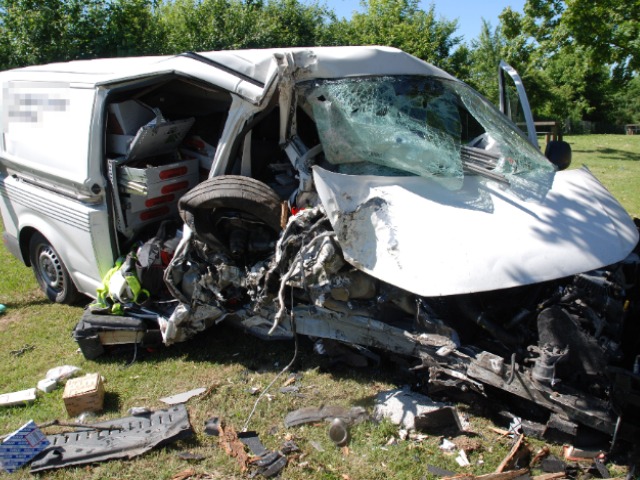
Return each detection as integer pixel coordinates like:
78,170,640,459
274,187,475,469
313,166,639,297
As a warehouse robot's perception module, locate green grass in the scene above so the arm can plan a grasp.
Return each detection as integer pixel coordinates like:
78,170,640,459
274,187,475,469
0,134,638,479
563,134,640,218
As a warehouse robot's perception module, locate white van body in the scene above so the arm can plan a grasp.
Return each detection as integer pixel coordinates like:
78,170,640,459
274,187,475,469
0,47,470,301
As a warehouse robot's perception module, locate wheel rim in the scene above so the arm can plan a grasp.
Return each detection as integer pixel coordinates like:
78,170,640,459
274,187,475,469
36,244,65,291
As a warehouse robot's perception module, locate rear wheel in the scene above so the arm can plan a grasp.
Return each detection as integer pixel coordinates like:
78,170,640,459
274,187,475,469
29,232,80,304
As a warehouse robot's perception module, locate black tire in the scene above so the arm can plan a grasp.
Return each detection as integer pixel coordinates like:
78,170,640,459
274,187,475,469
179,175,283,247
29,232,80,304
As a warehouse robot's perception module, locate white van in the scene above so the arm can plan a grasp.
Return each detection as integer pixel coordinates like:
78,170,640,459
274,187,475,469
1,47,639,439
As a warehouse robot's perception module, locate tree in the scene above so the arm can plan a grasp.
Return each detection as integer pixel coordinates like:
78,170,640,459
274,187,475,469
496,1,628,126
466,20,505,103
154,0,331,53
327,0,462,70
0,0,158,69
562,0,640,76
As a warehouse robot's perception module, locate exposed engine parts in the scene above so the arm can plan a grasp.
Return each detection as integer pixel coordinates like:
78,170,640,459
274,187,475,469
161,185,640,441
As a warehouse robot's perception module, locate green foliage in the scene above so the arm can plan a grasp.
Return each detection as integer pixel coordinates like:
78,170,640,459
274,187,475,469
562,0,640,76
328,0,462,69
466,20,505,103
0,0,159,68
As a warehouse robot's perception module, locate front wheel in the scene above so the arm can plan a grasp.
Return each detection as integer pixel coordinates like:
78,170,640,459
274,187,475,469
29,232,80,304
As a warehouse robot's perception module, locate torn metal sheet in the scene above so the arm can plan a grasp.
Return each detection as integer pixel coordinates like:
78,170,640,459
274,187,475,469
314,165,638,297
30,405,193,472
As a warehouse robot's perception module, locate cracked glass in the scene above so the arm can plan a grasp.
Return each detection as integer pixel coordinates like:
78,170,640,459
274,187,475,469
301,76,555,198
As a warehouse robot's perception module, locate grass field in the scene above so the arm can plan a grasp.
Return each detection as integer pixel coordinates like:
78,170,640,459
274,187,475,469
0,135,638,479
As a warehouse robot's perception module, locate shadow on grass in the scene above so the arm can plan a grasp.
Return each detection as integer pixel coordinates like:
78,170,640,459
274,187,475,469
572,147,640,162
89,322,415,395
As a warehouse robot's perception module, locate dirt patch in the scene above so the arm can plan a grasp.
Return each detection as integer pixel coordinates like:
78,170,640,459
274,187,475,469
452,435,483,453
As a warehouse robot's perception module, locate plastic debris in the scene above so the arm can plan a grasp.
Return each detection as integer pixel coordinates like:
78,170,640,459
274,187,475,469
36,378,57,393
440,438,456,453
0,388,37,408
159,387,206,405
45,365,80,383
30,405,193,472
456,449,471,467
373,387,444,430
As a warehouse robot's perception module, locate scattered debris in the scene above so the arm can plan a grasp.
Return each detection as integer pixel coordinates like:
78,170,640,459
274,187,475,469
455,449,471,467
171,467,197,480
45,365,80,383
30,405,193,472
530,445,551,467
9,344,35,357
495,434,527,473
218,422,249,472
440,438,457,453
62,373,105,417
427,464,457,477
159,387,206,405
282,374,299,387
540,455,566,473
0,388,37,407
204,417,221,437
0,421,49,473
441,467,529,480
233,429,296,477
128,406,152,415
531,473,567,480
284,405,368,428
562,445,606,462
590,457,610,478
177,452,206,461
414,405,464,435
279,386,302,395
328,418,349,446
37,378,57,393
373,387,447,431
0,388,36,407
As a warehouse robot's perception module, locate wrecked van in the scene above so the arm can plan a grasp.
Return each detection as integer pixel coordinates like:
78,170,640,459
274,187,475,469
0,46,639,441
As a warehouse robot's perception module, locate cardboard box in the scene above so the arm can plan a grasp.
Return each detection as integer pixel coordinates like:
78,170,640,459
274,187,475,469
63,373,105,417
0,421,50,473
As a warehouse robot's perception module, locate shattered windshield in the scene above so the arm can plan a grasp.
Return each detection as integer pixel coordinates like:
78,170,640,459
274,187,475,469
301,76,555,195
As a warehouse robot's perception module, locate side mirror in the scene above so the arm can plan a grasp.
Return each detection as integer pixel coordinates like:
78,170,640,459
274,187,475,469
545,140,571,171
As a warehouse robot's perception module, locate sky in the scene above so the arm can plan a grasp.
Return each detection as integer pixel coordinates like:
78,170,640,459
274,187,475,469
325,0,527,44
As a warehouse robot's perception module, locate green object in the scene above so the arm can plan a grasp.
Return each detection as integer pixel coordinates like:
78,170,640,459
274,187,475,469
0,304,6,314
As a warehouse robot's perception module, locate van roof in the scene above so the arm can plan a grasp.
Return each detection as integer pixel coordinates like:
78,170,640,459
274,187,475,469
0,46,454,103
